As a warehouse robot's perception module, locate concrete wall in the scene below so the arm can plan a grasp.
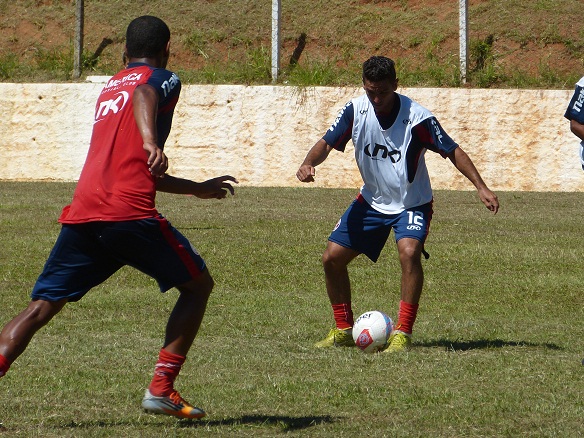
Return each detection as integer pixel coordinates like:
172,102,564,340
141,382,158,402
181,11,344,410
1,80,581,191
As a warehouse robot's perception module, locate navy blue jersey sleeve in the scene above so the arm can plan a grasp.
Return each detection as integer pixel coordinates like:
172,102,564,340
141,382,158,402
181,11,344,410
322,101,354,152
564,82,584,123
411,117,458,158
147,68,181,108
147,68,182,147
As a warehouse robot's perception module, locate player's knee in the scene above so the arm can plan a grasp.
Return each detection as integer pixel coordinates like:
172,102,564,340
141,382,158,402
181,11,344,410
179,271,214,297
321,249,333,268
28,299,66,323
322,249,343,272
398,237,423,257
399,246,423,269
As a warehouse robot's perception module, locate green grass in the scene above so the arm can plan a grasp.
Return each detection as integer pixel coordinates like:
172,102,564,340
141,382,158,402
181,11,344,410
0,183,583,437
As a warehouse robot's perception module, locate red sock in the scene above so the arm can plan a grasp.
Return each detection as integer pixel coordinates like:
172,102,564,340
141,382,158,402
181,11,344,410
0,354,10,377
332,303,354,330
396,300,419,334
148,348,186,397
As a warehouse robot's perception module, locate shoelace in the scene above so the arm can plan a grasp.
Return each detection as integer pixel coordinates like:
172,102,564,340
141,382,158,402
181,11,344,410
169,391,187,407
392,334,409,346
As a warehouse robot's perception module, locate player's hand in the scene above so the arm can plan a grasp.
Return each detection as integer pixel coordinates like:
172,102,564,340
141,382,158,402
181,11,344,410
195,175,238,199
296,164,316,182
144,142,168,177
478,187,499,214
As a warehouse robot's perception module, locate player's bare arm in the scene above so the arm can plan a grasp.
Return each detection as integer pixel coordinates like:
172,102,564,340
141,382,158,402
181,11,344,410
296,138,333,182
448,146,499,214
156,175,238,199
570,119,584,142
133,84,168,178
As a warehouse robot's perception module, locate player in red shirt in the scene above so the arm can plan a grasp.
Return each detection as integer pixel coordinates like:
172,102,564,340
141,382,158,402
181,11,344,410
0,16,237,420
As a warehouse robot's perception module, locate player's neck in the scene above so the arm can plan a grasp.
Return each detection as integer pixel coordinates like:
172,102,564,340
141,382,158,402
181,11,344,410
374,107,393,117
127,57,159,67
127,53,168,69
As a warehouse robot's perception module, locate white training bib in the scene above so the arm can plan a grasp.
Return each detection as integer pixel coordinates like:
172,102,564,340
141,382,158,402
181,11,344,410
352,94,435,214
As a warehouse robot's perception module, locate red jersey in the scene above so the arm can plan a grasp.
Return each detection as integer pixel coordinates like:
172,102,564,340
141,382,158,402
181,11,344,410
60,63,181,223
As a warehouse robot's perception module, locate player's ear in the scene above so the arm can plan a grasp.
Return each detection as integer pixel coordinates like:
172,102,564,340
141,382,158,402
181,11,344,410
160,41,171,68
393,78,399,90
122,47,128,66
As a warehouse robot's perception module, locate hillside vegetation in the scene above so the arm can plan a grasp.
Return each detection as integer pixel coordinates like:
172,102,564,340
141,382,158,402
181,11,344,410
0,0,582,88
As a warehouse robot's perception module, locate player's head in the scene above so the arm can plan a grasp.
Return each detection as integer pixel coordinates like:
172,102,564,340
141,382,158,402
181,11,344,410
362,56,397,83
362,56,398,113
125,16,171,61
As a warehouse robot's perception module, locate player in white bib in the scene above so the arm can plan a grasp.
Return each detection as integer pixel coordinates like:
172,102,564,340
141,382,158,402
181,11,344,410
351,91,434,214
297,56,499,352
564,76,584,366
564,76,584,170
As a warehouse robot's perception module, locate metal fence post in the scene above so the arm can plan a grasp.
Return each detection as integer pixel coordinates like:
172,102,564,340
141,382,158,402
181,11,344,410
459,0,468,84
73,0,84,79
271,0,281,83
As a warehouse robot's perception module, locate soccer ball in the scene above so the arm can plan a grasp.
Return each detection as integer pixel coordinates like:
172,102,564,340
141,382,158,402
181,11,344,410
352,311,393,353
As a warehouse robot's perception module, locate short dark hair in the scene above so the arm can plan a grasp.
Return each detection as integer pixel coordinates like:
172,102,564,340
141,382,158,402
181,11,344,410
125,16,171,58
362,56,397,82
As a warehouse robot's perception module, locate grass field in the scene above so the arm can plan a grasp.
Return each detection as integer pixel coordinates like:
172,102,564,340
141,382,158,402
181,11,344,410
0,182,583,437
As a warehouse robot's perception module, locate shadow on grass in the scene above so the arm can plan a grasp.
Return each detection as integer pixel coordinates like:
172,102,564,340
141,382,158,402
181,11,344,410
56,414,337,432
179,226,225,230
180,414,337,431
417,338,562,351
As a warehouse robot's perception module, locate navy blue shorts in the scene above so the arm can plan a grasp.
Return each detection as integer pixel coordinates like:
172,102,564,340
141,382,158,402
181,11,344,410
31,216,206,302
329,195,433,262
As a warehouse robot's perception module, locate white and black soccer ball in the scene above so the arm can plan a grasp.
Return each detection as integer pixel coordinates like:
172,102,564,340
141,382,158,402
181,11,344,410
352,311,394,353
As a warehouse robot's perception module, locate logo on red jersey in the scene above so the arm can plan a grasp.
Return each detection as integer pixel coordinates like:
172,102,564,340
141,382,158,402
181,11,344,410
94,91,129,123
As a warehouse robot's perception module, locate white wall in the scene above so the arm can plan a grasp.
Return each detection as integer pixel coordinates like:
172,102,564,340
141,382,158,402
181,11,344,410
1,81,581,191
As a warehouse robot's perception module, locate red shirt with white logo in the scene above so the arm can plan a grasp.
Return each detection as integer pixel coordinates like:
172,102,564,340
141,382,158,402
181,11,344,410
59,63,181,223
